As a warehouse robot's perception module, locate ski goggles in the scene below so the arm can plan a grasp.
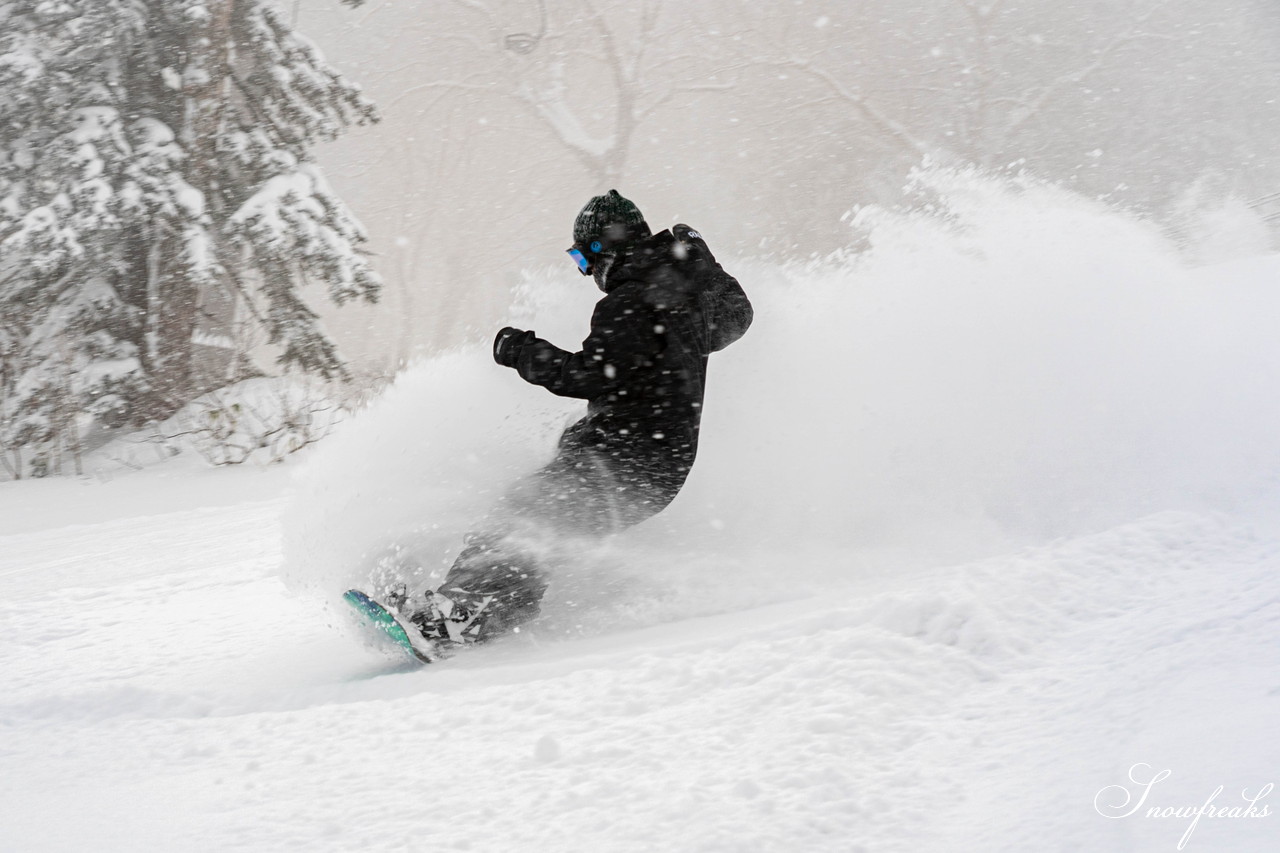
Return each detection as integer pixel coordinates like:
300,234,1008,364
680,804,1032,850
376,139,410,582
566,240,605,276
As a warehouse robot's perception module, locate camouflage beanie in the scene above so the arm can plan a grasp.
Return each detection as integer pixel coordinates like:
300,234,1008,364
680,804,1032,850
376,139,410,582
573,189,649,250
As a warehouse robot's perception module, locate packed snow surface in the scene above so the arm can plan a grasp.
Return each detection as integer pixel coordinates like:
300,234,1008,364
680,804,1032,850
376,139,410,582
3,173,1279,851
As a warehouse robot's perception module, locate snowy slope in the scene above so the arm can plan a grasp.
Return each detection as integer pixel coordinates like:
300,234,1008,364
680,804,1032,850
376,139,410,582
2,481,1277,851
3,173,1280,851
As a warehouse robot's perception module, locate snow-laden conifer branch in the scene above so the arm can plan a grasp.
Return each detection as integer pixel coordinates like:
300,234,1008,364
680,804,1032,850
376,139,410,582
0,0,381,474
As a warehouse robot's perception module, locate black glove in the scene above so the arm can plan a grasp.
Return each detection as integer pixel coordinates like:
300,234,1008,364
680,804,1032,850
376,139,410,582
493,326,535,367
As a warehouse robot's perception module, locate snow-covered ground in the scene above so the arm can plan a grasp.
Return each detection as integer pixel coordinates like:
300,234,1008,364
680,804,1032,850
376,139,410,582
3,173,1279,851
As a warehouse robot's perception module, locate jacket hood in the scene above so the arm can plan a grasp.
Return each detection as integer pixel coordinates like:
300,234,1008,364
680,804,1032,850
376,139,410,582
602,226,753,353
598,229,677,292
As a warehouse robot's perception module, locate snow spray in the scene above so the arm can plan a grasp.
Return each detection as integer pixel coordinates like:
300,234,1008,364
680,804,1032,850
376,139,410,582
284,167,1280,633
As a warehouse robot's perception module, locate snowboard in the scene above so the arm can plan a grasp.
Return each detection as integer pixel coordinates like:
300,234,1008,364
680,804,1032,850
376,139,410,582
343,588,436,664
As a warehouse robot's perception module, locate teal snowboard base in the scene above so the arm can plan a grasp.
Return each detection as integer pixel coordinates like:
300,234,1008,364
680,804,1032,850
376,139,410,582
343,589,436,664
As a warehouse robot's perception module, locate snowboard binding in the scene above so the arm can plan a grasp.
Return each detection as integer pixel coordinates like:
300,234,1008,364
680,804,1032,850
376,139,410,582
343,586,493,664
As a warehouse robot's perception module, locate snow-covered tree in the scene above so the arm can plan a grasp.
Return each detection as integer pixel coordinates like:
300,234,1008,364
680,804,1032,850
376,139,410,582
415,0,740,189
0,0,379,472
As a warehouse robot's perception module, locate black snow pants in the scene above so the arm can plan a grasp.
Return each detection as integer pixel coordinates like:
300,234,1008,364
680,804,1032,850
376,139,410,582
438,428,691,639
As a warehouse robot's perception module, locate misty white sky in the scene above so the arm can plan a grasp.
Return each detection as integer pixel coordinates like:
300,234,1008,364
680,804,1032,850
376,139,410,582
293,0,1280,368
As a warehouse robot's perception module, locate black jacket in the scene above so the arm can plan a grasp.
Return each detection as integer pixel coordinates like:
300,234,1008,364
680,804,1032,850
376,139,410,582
512,225,752,489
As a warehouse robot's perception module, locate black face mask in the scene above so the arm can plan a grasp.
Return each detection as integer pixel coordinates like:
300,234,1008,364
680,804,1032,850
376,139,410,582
591,251,617,291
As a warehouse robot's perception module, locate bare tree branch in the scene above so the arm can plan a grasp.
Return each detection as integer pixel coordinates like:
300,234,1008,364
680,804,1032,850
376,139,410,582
760,57,934,160
1001,0,1174,140
385,75,497,110
636,78,739,123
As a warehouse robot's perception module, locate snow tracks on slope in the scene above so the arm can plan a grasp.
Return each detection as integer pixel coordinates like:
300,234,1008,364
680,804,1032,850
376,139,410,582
2,504,1277,852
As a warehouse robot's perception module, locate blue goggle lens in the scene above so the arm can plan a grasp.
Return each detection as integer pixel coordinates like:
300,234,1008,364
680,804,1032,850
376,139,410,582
567,247,591,275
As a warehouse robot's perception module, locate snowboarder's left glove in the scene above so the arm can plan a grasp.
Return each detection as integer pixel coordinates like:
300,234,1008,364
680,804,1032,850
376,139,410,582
494,326,536,367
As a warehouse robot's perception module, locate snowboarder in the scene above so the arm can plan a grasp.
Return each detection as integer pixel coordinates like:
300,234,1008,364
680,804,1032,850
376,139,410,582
390,190,753,651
